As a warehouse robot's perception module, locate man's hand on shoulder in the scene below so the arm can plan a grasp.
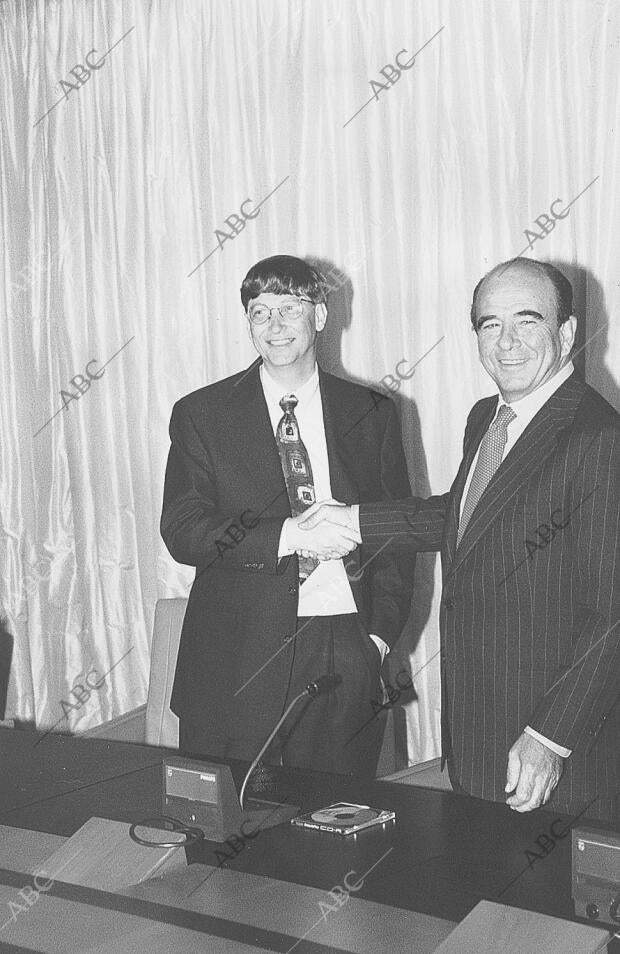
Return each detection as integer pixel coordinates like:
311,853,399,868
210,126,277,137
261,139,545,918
285,500,360,561
505,732,564,812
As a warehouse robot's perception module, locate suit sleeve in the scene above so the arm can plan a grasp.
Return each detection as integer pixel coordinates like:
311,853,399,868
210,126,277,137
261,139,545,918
360,494,447,553
161,400,286,574
358,399,485,552
528,426,620,750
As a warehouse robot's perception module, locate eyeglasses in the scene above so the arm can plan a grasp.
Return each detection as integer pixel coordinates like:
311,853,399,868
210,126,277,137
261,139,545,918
247,297,314,325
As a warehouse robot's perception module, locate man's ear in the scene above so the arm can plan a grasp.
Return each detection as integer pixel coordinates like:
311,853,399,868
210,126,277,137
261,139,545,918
561,315,577,357
314,302,327,332
244,311,254,342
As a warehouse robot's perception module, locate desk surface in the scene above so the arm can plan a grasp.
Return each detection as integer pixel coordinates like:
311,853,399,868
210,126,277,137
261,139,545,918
0,728,616,951
0,853,457,954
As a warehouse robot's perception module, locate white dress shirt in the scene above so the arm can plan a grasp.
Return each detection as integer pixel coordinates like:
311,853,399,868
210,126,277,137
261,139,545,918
260,365,388,659
459,361,575,758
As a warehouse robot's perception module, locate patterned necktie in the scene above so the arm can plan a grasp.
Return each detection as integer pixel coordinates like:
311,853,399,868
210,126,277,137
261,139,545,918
276,395,319,583
457,404,517,547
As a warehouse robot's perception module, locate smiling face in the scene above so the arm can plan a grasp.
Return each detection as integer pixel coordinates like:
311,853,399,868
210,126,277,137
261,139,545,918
247,292,327,386
473,266,576,402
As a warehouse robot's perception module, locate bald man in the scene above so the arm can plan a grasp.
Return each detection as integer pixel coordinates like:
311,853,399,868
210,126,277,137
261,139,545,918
303,259,620,823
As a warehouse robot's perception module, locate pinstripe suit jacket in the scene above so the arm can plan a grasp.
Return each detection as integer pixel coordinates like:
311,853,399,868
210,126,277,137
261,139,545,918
360,373,620,816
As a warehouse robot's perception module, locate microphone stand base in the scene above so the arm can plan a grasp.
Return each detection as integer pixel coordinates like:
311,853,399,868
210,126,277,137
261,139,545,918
242,799,299,832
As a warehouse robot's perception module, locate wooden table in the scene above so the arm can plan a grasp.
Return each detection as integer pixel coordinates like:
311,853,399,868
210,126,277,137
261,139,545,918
0,728,615,952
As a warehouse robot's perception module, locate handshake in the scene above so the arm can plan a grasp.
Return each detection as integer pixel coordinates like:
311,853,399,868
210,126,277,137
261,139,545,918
285,500,359,561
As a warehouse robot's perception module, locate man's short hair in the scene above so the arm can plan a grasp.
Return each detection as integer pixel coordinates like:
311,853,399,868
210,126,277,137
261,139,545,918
470,258,574,329
240,255,327,310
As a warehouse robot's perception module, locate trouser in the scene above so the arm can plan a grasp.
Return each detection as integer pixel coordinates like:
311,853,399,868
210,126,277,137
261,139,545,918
273,614,385,778
179,613,385,778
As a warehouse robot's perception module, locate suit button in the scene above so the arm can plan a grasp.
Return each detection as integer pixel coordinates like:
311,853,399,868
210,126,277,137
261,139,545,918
443,598,455,611
288,585,298,595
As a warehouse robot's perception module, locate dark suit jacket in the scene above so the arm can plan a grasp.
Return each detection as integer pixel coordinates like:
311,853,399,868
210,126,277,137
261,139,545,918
161,360,414,749
360,373,620,814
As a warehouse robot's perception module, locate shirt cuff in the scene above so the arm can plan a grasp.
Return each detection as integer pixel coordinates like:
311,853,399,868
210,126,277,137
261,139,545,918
368,633,389,663
351,504,361,536
278,518,295,559
524,725,572,758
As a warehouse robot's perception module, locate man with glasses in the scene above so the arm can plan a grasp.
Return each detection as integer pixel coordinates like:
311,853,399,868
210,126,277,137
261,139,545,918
161,255,414,775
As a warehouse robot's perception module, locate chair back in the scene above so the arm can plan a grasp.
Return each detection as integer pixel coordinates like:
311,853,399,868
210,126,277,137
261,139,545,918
145,597,187,746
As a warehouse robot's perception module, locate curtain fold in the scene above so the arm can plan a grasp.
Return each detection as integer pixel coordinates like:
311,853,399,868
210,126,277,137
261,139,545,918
1,0,618,762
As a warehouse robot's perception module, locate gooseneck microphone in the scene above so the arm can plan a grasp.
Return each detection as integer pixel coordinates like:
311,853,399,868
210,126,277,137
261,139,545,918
140,673,343,846
238,672,342,809
305,674,341,697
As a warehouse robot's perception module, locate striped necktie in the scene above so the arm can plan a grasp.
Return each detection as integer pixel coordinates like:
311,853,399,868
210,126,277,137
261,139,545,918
457,403,516,546
276,395,320,583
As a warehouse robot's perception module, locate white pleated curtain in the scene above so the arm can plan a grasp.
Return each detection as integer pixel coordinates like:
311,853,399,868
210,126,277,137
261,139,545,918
1,0,618,763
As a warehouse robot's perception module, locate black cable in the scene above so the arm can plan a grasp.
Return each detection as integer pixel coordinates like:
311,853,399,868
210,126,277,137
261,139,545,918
128,815,204,848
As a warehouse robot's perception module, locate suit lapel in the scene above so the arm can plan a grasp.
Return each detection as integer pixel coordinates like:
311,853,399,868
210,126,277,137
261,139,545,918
227,360,290,516
443,397,498,571
318,369,361,503
226,364,362,512
449,375,585,575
